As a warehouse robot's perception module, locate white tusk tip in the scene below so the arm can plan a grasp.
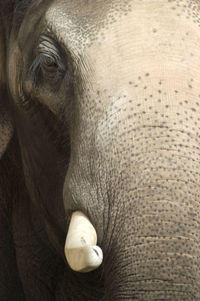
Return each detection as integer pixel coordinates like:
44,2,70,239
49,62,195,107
65,245,103,273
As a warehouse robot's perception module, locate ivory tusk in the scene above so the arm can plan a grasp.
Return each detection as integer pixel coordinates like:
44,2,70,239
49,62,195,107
64,211,103,272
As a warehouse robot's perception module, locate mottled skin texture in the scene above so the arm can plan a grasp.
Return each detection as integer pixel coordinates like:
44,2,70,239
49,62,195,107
1,0,200,300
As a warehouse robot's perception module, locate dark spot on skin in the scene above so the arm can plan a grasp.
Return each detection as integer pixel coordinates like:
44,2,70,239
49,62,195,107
153,28,157,33
145,73,150,77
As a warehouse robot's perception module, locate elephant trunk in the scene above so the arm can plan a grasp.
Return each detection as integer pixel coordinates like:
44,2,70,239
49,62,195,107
102,143,200,299
86,71,200,298
104,216,199,299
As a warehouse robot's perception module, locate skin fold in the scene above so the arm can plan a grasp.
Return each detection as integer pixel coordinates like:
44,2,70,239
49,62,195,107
1,0,200,300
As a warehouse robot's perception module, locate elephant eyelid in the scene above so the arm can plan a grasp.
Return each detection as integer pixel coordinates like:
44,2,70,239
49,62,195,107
37,35,62,61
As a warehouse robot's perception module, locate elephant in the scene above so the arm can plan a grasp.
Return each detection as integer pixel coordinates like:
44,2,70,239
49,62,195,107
1,0,200,299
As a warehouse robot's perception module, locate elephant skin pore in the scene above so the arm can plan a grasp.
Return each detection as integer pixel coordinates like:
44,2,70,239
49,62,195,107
0,0,200,300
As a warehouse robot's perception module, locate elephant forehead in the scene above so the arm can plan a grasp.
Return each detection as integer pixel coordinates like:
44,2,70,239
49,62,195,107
45,0,133,51
73,1,200,92
45,0,200,52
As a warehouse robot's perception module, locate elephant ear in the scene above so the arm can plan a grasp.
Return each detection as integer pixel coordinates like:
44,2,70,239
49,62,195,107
0,12,14,159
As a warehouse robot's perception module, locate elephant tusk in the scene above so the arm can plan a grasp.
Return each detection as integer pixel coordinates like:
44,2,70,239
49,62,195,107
64,211,103,272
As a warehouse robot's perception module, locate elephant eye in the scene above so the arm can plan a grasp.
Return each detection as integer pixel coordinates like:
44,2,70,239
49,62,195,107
29,35,66,86
41,56,59,72
34,54,62,75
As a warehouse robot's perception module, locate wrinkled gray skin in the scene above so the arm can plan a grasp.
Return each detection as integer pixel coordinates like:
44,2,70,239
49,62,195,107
1,0,200,300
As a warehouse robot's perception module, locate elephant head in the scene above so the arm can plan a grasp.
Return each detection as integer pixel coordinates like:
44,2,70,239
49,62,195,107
1,0,200,300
